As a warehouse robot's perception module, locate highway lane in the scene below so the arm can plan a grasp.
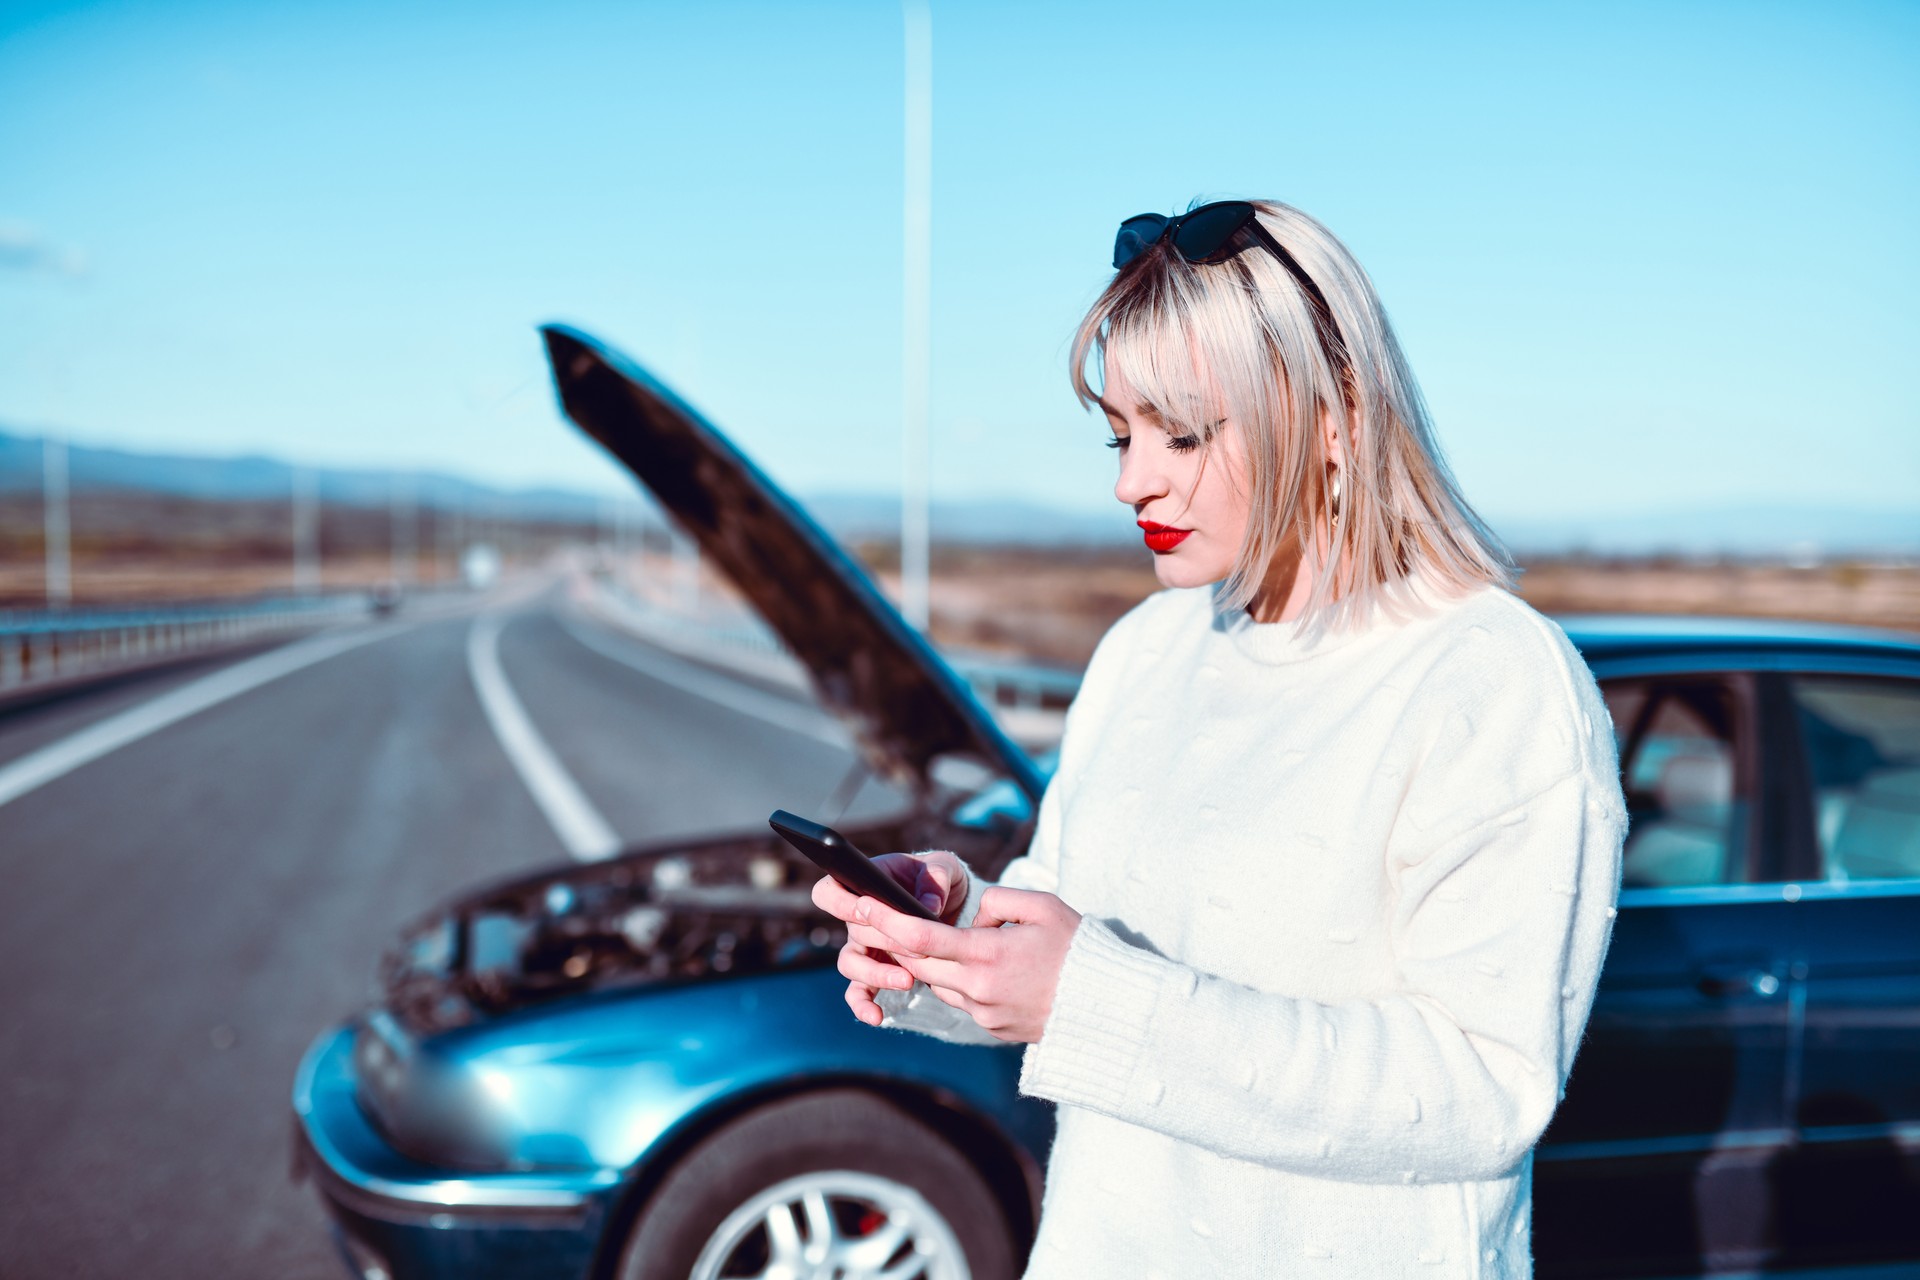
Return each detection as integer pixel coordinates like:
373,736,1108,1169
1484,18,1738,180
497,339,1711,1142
0,640,296,772
499,607,908,845
0,589,892,1278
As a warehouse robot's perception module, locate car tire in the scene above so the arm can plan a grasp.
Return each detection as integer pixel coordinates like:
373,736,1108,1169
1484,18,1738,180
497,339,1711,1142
613,1088,1019,1280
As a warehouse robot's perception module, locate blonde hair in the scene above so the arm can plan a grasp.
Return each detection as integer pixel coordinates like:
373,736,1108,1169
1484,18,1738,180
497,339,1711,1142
1070,198,1514,630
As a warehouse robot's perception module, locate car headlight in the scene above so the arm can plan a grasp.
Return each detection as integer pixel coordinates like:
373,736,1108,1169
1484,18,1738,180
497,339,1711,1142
352,1013,515,1171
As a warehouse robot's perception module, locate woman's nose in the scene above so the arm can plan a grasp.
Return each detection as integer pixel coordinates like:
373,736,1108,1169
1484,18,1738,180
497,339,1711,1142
1113,448,1168,510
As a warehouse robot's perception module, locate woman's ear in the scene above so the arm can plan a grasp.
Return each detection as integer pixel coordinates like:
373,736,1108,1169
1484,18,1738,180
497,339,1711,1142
1320,405,1353,471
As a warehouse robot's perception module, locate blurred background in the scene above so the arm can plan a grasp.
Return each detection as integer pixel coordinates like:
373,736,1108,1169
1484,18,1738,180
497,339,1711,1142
5,0,1917,646
1,1,1916,1276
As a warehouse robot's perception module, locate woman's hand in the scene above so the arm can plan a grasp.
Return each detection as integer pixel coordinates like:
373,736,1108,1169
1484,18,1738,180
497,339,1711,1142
811,850,969,1027
846,888,1082,1044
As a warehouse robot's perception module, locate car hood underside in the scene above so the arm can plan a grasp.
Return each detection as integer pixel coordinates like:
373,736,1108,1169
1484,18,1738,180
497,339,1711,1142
542,324,1044,811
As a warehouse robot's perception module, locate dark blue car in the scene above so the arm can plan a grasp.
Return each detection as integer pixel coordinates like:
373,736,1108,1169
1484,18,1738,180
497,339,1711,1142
292,327,1920,1280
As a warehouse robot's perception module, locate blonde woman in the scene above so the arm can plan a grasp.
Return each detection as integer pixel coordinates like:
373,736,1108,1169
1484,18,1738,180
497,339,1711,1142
812,199,1627,1277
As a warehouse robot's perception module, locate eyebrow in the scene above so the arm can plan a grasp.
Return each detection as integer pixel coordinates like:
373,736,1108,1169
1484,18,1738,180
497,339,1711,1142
1094,397,1162,423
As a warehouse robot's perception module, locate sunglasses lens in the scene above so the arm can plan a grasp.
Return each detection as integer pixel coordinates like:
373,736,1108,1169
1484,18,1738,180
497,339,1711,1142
1169,201,1257,262
1113,214,1169,269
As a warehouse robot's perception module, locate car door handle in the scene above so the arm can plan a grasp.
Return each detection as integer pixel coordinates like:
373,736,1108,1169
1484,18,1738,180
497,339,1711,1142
1695,966,1783,999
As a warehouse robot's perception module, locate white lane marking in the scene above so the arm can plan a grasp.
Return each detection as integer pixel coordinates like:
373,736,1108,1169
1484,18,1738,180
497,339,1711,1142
467,612,622,862
556,612,847,748
0,624,403,812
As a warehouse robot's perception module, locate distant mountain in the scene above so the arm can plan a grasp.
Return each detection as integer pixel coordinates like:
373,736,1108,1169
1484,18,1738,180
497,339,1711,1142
0,427,609,520
0,429,1145,545
1,427,1913,556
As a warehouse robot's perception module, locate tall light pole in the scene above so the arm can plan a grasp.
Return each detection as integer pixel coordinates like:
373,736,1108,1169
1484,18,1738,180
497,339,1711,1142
901,0,932,630
43,429,70,608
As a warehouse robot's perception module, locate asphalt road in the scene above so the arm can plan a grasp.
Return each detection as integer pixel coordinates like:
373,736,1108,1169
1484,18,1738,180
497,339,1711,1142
0,582,902,1279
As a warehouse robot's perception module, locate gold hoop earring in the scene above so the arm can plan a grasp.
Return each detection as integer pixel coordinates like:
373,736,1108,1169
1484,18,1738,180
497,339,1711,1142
1329,472,1343,526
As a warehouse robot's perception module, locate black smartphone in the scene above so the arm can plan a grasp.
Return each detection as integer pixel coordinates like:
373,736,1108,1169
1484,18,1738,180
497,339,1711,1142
769,809,938,921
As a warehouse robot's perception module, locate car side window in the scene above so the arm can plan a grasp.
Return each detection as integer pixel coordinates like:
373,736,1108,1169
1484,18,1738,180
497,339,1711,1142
1789,675,1920,883
1602,677,1748,888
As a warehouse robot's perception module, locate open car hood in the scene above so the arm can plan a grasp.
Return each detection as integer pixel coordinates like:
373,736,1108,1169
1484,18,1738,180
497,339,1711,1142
542,324,1045,808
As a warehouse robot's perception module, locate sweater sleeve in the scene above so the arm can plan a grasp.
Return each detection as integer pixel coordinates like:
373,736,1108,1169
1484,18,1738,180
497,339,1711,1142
1017,762,1627,1183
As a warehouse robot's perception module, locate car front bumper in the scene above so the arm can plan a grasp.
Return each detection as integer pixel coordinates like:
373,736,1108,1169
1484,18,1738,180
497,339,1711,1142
291,1021,623,1280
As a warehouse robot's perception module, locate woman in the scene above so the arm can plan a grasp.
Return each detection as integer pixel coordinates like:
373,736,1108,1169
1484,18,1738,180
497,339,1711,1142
812,198,1626,1277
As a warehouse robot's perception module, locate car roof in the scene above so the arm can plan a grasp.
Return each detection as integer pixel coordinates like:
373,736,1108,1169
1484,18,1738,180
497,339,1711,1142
1556,612,1920,664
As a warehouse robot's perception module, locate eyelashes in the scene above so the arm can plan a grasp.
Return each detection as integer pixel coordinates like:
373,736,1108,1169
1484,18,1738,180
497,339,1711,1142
1105,434,1203,453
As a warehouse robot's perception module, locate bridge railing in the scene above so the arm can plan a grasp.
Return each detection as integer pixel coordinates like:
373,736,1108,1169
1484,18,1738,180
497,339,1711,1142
0,595,374,692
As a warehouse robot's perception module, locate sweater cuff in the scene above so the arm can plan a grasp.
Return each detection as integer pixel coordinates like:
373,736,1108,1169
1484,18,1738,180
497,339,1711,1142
949,854,990,928
1019,915,1174,1113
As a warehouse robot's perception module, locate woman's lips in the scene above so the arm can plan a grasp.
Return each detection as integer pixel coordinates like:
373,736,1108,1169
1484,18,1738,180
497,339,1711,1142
1138,521,1192,554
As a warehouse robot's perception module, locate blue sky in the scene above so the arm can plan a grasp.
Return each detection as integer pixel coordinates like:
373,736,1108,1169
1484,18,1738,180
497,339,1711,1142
1,0,1916,533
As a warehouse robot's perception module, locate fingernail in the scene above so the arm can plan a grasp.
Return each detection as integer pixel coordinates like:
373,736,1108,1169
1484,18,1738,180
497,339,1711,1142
918,891,942,911
855,899,871,922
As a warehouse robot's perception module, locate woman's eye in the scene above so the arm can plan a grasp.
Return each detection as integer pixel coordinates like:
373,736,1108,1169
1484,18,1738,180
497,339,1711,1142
1166,434,1201,453
1105,435,1129,451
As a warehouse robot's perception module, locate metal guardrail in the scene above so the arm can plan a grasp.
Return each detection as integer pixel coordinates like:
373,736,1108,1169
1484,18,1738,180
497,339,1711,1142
0,595,373,692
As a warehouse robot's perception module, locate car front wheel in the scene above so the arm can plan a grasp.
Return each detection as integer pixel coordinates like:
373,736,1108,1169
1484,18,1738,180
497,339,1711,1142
614,1089,1019,1280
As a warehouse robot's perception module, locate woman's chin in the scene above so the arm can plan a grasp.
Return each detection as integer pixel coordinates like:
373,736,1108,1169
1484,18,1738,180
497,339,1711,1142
1150,552,1227,591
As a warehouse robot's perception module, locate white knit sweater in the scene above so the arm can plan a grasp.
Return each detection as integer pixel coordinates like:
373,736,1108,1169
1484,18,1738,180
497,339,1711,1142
876,579,1627,1279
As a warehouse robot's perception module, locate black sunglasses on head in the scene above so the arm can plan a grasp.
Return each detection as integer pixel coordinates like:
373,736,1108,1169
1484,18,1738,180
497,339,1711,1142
1112,200,1348,365
1113,201,1276,271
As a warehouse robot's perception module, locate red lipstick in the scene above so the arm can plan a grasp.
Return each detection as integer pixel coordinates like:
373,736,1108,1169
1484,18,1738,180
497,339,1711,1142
1138,520,1192,553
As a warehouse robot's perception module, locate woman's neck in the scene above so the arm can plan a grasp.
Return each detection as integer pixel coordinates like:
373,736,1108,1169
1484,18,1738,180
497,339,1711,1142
1246,545,1314,624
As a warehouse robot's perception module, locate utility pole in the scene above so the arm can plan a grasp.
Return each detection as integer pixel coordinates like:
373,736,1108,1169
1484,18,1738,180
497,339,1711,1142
901,0,932,630
43,430,70,608
293,465,320,595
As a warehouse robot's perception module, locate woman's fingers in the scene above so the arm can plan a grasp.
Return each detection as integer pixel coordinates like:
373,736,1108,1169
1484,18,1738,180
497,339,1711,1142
839,941,913,991
858,898,983,964
810,853,970,926
844,981,884,1026
894,952,976,999
905,850,969,919
846,919,926,959
819,879,929,957
841,935,914,1028
811,873,863,922
973,886,1063,929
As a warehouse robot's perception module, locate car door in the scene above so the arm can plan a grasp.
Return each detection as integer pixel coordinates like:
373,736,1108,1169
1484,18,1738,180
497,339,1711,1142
1535,669,1798,1278
1768,667,1920,1270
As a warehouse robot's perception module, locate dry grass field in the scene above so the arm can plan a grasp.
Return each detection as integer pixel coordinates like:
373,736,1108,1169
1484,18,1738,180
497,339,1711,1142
0,491,592,607
0,553,456,605
871,545,1920,669
5,491,1914,667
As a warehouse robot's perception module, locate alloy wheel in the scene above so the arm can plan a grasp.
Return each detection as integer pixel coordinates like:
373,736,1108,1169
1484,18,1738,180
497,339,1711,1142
689,1168,972,1280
